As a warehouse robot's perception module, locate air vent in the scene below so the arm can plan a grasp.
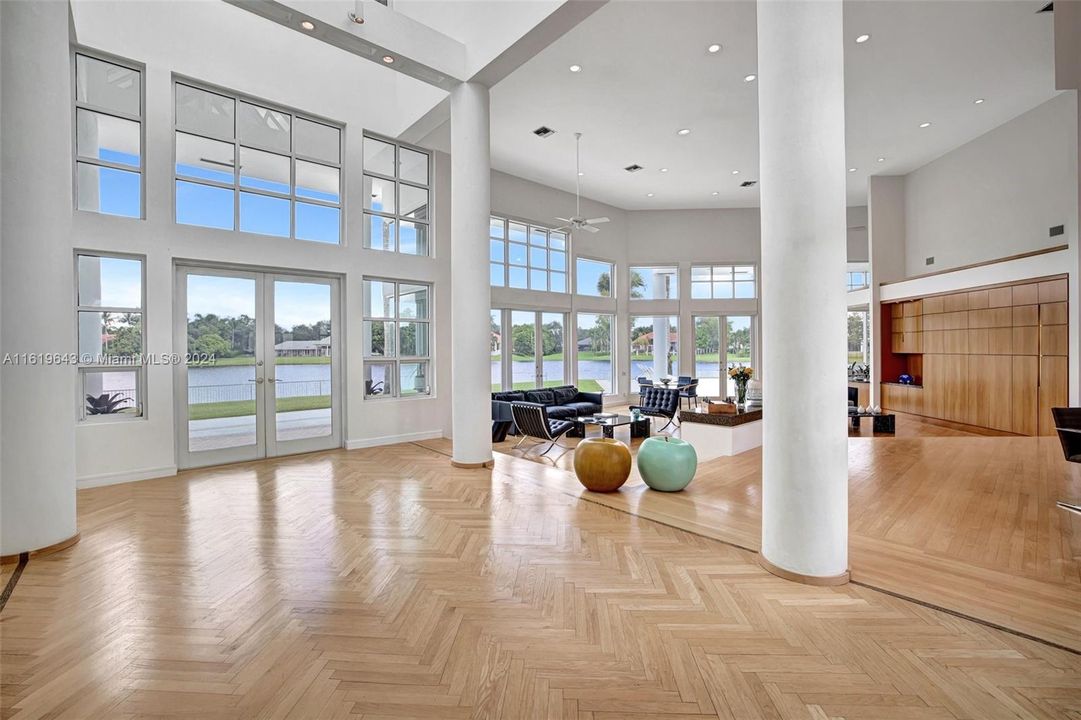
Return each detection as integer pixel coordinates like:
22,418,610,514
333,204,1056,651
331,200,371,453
1050,224,1065,237
926,256,935,266
624,164,644,173
739,180,757,188
532,126,555,138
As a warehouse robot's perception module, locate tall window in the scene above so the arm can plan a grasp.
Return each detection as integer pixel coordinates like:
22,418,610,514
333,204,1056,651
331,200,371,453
725,316,753,396
691,265,756,299
630,316,678,381
489,216,567,292
576,257,614,297
173,82,343,243
363,135,431,255
629,267,678,300
74,52,143,218
363,279,431,397
76,253,145,420
576,313,614,394
848,310,870,365
847,270,870,291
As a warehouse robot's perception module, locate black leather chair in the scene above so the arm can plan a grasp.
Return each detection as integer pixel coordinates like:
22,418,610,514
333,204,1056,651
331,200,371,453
630,387,681,432
1052,408,1081,516
510,402,575,455
848,386,859,415
636,376,653,393
678,376,699,409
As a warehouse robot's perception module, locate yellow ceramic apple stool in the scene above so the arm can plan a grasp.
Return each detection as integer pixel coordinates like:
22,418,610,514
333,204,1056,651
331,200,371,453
573,437,632,492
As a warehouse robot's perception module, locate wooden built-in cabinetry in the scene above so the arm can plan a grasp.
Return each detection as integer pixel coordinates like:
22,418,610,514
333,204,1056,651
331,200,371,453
881,276,1067,436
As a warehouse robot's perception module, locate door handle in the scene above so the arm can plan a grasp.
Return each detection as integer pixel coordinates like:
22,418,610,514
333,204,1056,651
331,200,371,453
267,378,277,383
248,377,264,384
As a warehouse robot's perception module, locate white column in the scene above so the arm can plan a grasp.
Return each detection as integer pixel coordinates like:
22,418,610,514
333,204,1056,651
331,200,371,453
1,0,79,556
449,82,493,467
757,0,849,581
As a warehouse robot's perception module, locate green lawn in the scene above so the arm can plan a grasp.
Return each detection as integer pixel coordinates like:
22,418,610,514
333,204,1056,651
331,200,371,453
190,356,331,367
189,394,330,421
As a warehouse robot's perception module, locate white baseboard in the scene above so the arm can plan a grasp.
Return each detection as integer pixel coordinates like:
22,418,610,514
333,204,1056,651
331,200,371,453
77,465,178,489
345,429,445,450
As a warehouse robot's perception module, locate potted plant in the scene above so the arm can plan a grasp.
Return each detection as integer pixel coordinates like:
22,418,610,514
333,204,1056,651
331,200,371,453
728,365,754,406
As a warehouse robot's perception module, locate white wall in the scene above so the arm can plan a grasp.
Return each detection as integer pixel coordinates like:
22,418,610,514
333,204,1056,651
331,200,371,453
904,92,1078,275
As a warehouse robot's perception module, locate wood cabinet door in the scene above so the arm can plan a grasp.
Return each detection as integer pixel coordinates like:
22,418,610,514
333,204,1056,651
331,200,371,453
1011,356,1038,436
1038,356,1068,436
986,355,1012,432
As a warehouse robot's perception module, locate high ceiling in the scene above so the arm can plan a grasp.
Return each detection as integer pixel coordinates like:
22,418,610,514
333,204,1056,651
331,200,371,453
478,0,1059,210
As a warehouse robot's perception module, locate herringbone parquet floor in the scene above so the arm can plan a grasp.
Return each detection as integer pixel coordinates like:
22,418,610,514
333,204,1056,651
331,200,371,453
2,443,1081,719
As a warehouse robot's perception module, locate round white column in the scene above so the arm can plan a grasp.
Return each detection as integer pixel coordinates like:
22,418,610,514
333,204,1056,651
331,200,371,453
1,0,79,557
449,82,494,467
757,0,849,582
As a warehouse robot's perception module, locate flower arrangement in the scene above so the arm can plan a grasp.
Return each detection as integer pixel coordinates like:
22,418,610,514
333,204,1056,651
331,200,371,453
728,365,754,404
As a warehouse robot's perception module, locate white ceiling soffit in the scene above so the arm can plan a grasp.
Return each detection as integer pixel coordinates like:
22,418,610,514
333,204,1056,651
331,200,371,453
70,0,446,139
487,0,1058,210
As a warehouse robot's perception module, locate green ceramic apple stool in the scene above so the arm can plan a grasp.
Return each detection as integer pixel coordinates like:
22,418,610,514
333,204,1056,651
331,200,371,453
636,436,697,492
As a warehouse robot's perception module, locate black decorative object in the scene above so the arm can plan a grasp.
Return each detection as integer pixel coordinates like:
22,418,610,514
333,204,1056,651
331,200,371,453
85,393,130,415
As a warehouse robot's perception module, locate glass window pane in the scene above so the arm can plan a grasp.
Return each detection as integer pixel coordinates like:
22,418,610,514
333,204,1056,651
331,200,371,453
630,267,678,300
490,310,502,391
78,256,142,308
399,147,428,185
76,55,140,116
508,243,527,266
364,175,395,214
399,361,430,396
296,161,340,203
734,265,755,281
364,320,395,356
576,258,613,297
296,202,340,244
530,228,547,246
76,109,140,167
490,263,504,286
490,239,504,262
734,281,755,298
550,250,566,271
530,269,547,291
78,311,142,360
398,321,429,356
175,84,234,139
239,192,289,237
712,266,733,280
550,232,567,251
576,313,613,394
550,272,566,293
363,280,395,318
237,101,290,153
509,222,527,243
364,361,393,396
295,117,340,164
239,147,289,194
691,266,711,282
175,180,234,230
490,217,505,238
400,184,429,221
364,213,395,251
77,163,140,218
509,266,527,289
82,369,140,418
713,282,733,299
175,132,234,184
398,221,428,256
530,246,547,269
398,284,429,319
691,281,711,299
363,136,395,176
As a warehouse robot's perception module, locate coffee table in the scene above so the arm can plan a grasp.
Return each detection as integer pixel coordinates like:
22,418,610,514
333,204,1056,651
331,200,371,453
849,411,895,433
571,414,651,445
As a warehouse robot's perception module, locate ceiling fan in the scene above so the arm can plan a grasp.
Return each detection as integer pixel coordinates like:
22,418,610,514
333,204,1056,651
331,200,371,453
555,132,609,234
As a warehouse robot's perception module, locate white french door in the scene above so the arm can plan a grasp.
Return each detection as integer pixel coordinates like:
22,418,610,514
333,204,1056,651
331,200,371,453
491,309,566,390
175,265,342,469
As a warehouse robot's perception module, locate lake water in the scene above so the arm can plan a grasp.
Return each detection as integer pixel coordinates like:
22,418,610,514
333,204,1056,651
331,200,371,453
187,364,331,404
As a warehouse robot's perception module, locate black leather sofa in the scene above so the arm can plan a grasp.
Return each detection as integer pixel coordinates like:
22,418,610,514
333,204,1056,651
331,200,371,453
491,385,603,441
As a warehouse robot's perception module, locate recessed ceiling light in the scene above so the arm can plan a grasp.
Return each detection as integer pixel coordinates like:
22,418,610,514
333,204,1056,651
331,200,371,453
744,74,757,82
974,98,985,104
646,193,654,197
677,128,691,136
876,157,885,162
382,55,395,64
300,20,315,30
731,170,740,175
919,121,932,128
855,33,871,43
707,43,722,54
711,191,719,196
569,64,582,73
848,167,857,173
577,172,584,176
660,167,668,173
